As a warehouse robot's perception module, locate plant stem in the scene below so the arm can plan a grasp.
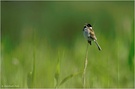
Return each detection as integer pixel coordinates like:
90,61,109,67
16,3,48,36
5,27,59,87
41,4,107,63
82,43,89,88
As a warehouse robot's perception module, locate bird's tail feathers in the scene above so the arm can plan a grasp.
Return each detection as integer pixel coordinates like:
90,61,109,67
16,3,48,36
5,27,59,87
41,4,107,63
94,40,102,51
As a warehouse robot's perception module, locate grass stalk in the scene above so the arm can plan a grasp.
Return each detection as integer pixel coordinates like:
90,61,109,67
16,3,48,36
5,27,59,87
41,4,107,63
27,28,36,88
27,47,35,88
82,43,89,88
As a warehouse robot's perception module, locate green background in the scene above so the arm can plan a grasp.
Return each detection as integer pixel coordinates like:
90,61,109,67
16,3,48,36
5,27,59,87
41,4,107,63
1,1,134,88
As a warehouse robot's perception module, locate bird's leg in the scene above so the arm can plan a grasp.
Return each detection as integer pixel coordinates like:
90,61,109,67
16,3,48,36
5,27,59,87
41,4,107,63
88,41,92,45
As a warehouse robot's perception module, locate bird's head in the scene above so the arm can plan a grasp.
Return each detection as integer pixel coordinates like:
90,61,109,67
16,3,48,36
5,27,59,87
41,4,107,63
86,23,92,27
84,23,92,29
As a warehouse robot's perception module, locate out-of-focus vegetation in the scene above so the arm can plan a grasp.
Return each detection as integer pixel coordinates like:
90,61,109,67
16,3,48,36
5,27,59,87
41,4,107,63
1,1,134,88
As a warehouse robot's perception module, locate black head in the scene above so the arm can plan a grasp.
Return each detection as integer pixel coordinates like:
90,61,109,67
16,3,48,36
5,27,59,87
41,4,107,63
87,24,92,27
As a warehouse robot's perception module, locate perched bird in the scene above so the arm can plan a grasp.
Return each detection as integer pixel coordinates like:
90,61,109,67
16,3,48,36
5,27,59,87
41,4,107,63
83,23,102,51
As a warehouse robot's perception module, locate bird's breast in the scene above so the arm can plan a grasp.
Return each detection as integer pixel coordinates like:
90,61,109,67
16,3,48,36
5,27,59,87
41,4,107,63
83,29,91,40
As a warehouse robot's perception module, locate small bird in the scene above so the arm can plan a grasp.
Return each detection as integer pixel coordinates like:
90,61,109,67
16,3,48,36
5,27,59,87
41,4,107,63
83,23,102,51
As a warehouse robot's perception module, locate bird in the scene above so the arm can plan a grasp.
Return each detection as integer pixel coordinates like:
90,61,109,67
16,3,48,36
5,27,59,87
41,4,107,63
83,23,102,51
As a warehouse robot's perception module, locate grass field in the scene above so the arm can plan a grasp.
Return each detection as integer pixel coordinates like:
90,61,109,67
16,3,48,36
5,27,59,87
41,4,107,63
1,1,134,88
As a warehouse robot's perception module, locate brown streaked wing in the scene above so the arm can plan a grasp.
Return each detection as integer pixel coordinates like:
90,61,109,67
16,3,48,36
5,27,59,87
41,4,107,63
89,28,97,40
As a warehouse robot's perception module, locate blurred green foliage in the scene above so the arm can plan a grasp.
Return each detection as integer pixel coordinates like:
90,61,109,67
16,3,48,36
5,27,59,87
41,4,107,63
1,1,134,88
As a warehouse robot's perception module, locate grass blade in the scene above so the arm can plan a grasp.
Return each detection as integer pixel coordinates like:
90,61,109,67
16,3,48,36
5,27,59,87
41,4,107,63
27,38,36,88
54,55,60,88
59,72,81,87
27,52,35,88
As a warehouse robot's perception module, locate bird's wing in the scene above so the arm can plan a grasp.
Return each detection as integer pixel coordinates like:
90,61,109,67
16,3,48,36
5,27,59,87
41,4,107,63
89,28,97,40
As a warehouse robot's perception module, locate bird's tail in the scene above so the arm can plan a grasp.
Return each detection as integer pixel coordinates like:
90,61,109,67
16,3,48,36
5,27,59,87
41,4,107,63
94,40,102,51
